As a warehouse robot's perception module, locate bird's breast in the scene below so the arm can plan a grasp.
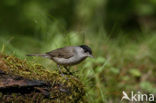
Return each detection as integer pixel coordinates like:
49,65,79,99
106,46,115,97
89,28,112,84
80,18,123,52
52,56,86,66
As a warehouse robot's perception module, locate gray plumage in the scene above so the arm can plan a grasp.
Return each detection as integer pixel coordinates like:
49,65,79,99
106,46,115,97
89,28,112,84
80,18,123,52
27,45,93,66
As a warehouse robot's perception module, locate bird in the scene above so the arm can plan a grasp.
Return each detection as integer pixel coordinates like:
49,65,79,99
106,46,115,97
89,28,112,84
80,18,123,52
27,45,93,75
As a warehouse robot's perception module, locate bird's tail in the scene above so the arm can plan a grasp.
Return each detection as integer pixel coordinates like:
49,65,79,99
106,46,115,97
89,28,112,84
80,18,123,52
26,54,50,58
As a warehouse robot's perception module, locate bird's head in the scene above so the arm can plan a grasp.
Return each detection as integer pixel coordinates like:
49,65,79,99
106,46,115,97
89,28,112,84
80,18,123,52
79,45,93,58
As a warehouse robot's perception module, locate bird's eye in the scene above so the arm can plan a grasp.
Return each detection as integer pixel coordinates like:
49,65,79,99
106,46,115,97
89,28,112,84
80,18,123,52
84,50,88,53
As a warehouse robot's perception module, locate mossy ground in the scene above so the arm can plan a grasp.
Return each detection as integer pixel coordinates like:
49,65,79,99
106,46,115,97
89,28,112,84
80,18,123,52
0,54,85,103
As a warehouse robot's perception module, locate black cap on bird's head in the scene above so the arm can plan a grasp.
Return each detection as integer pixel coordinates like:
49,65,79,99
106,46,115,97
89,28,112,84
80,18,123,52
80,45,93,57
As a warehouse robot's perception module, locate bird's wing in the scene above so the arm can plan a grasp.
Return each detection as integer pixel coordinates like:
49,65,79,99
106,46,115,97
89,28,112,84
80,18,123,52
46,47,75,59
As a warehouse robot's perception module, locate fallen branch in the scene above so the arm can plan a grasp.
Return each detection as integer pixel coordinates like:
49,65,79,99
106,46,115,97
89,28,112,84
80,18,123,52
0,54,85,103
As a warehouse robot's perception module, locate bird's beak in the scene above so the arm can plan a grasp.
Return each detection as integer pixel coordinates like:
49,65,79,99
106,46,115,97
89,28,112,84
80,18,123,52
89,54,94,58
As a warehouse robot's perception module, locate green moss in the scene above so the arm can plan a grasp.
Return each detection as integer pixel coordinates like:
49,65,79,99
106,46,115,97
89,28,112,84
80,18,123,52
0,54,86,103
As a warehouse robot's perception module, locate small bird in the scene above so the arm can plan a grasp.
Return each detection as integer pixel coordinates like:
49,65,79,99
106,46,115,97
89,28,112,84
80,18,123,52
27,45,93,75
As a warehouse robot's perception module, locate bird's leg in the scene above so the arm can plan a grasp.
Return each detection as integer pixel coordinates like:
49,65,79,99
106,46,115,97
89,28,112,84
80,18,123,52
64,66,73,75
57,64,64,76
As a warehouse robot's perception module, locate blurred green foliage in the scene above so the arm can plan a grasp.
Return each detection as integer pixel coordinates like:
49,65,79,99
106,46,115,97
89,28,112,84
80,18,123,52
0,0,156,103
1,0,156,35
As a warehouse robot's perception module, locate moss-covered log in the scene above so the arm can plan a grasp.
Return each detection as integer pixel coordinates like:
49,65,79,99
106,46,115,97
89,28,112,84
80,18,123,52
0,54,85,103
